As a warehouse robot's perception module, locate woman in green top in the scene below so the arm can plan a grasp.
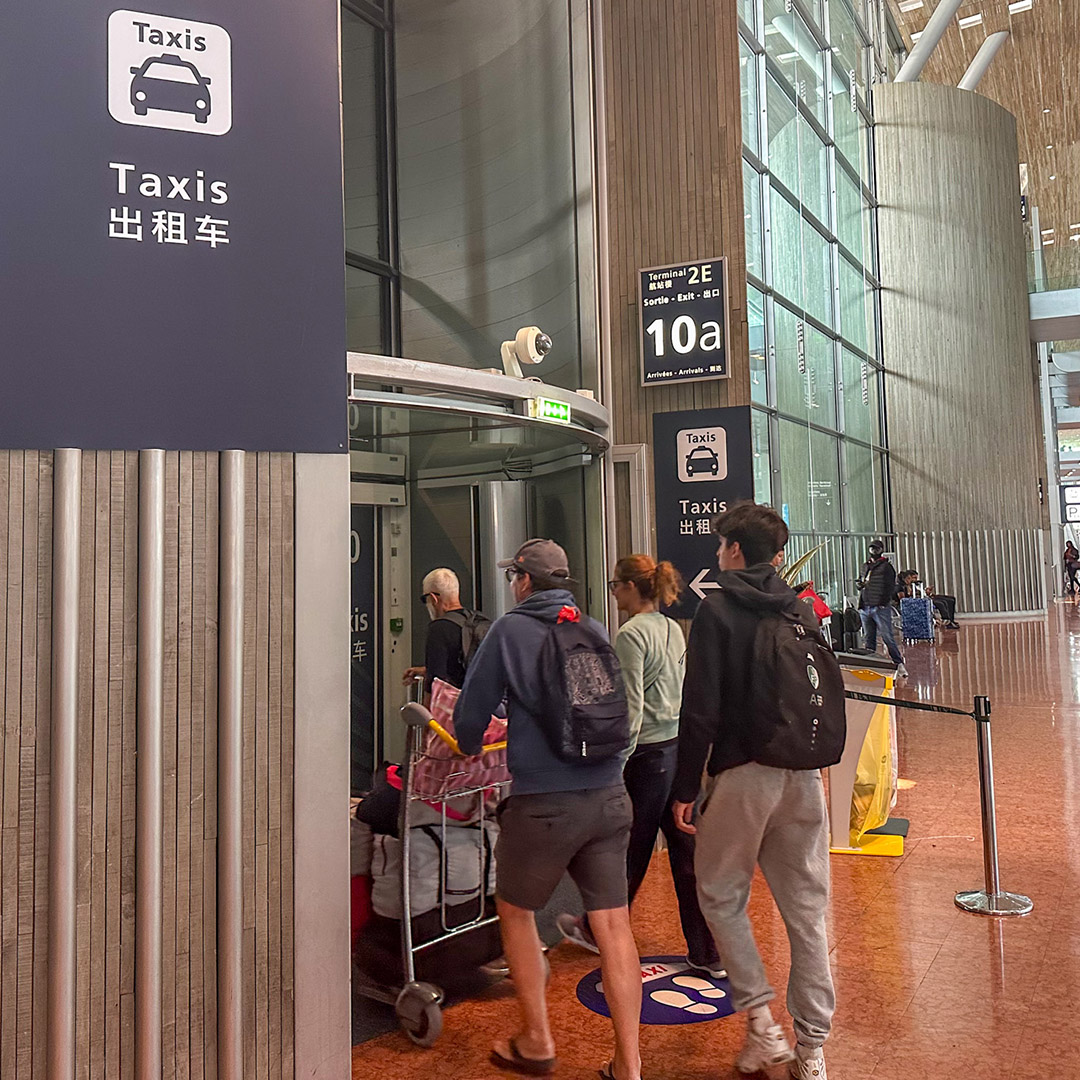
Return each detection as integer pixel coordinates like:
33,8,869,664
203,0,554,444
559,555,723,977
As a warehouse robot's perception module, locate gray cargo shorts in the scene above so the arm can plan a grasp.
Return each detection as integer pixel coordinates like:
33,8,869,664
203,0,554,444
495,785,632,912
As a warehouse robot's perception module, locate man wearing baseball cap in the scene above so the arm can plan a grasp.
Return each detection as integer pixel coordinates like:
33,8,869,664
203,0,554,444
455,539,642,1080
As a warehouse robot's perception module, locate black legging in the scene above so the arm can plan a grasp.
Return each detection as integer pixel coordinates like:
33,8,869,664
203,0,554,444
584,740,719,966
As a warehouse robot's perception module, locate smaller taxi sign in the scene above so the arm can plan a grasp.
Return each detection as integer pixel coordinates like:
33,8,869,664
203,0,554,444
529,397,572,424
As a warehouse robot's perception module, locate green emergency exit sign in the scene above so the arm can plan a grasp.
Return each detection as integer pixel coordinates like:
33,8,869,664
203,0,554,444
529,397,572,424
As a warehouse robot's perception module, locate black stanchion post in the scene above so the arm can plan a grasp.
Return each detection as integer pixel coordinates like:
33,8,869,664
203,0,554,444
954,695,1033,917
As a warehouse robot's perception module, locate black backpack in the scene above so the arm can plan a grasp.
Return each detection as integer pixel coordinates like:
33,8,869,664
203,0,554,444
440,609,492,670
745,606,846,770
538,608,630,762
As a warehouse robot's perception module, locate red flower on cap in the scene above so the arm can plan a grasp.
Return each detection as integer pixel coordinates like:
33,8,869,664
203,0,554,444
556,605,580,624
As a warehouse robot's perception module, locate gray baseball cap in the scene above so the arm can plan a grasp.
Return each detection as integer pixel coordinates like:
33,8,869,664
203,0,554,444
498,538,573,582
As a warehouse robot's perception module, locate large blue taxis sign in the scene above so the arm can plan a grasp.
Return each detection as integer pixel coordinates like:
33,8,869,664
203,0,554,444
639,258,730,387
0,2,345,452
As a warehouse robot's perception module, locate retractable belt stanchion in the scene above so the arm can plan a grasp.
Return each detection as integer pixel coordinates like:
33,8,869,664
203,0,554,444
953,696,1034,917
843,689,1033,918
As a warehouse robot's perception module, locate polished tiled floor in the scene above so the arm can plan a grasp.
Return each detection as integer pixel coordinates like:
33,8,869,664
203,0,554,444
353,608,1080,1078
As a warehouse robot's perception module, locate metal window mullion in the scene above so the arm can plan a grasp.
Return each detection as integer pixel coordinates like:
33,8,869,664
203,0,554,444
382,0,402,355
769,410,782,510
788,0,829,49
345,250,396,278
342,0,392,31
763,54,801,112
764,291,778,410
740,21,764,55
797,96,832,154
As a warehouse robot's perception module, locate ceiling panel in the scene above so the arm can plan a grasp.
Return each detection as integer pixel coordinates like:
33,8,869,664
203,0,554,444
888,0,1077,257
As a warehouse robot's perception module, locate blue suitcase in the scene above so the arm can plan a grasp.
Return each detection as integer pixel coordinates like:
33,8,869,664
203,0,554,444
900,596,934,642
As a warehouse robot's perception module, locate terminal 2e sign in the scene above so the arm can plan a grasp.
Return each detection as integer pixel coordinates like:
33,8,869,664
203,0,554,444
639,257,730,387
0,2,345,453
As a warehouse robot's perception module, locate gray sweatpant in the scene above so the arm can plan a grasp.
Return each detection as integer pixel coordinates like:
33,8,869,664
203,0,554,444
694,762,835,1048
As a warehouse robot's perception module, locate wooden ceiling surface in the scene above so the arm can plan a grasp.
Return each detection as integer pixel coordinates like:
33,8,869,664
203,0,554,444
889,0,1077,252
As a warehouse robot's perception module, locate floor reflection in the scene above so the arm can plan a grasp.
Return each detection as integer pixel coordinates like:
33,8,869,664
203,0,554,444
352,605,1080,1080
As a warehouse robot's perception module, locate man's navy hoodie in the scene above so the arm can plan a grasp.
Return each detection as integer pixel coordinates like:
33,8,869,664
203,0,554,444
453,588,624,796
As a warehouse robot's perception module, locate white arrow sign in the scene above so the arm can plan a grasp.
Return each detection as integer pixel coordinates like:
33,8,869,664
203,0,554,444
689,568,721,601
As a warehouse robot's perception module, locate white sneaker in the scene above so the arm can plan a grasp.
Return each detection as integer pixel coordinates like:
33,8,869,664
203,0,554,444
736,1007,795,1074
556,912,599,954
789,1046,827,1080
686,956,727,980
896,663,908,678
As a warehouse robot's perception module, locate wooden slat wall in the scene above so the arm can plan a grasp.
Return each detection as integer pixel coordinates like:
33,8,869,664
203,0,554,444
0,449,296,1080
602,0,751,453
0,451,51,1080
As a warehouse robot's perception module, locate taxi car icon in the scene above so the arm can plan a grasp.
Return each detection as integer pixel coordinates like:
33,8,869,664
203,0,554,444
130,54,212,124
685,445,720,476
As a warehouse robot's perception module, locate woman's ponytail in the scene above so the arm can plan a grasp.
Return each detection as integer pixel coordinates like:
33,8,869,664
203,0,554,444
613,554,683,607
653,561,683,608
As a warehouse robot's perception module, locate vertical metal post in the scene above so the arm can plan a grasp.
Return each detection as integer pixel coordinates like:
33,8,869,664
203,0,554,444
47,448,81,1080
955,696,1033,916
975,696,1001,896
217,450,245,1080
136,449,165,1080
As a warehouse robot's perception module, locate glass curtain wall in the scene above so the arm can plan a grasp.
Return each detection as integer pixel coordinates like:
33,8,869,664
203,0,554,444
740,0,895,607
343,1,399,356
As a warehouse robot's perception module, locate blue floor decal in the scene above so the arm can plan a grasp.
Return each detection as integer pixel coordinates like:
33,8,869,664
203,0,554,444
575,955,736,1025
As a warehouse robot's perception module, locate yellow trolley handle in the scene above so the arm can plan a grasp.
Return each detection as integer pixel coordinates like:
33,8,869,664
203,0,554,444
425,717,507,757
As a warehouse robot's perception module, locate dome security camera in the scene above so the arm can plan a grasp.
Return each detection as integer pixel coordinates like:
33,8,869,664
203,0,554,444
501,326,552,379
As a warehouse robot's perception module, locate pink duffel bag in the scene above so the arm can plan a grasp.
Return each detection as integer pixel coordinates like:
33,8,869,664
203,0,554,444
409,678,510,801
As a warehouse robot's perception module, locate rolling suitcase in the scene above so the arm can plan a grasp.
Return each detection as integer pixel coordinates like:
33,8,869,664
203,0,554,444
900,596,934,643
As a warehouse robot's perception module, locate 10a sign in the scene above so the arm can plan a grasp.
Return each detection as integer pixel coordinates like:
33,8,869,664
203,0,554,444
639,257,730,387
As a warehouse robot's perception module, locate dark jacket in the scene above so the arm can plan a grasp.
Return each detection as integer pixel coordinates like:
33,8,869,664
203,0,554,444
673,564,800,803
453,588,625,796
859,557,896,608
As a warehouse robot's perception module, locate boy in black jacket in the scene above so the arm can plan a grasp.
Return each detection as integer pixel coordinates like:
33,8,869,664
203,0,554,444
673,503,834,1080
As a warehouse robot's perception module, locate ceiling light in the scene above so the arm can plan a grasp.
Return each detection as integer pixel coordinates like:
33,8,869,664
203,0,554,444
1046,144,1054,150
1008,0,1033,10
1044,238,1056,245
777,52,799,61
1042,229,1055,236
1051,175,1057,180
1044,107,1052,113
958,12,984,28
1070,224,1080,230
899,0,924,9
911,30,923,40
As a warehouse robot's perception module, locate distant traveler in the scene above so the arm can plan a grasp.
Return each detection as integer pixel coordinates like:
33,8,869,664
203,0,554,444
403,568,490,699
896,569,959,630
454,539,643,1080
673,502,843,1080
1065,542,1080,595
558,555,724,980
858,541,906,676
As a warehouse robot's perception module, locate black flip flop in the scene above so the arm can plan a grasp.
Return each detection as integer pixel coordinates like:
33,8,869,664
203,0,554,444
490,1038,558,1077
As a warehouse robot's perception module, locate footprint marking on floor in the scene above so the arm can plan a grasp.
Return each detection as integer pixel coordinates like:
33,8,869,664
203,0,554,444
649,990,717,1015
672,975,726,999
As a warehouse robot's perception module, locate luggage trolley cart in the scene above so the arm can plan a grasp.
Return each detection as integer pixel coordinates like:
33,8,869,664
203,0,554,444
354,696,511,1047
